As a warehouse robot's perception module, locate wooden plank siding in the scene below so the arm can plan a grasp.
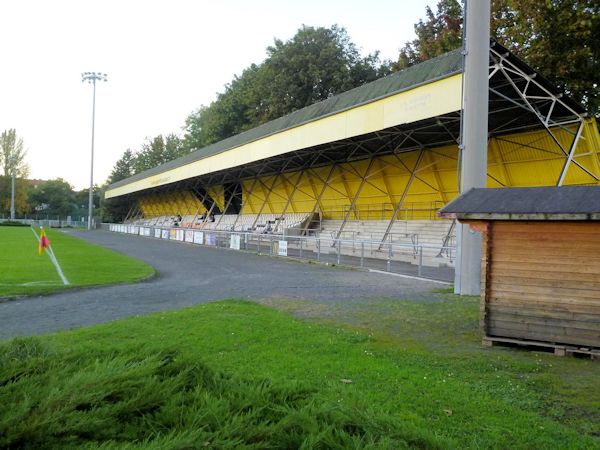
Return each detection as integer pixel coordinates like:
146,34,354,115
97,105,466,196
485,221,600,348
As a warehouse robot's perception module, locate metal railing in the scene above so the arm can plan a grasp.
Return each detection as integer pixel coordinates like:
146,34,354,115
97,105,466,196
105,223,455,283
321,201,446,221
0,217,92,228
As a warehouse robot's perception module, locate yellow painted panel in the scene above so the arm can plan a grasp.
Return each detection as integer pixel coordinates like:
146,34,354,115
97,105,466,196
122,118,600,222
383,76,462,127
233,119,600,220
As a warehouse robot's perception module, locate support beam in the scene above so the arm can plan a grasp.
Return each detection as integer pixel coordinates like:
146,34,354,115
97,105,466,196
302,164,337,234
378,149,425,250
334,157,377,240
251,174,280,229
557,121,585,186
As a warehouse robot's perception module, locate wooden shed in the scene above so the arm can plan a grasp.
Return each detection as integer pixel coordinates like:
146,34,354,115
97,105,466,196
440,186,600,357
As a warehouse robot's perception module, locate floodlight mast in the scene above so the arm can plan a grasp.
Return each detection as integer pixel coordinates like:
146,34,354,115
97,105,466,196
10,155,16,220
81,71,108,230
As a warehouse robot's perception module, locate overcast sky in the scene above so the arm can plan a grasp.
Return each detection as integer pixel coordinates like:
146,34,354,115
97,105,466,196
0,0,438,190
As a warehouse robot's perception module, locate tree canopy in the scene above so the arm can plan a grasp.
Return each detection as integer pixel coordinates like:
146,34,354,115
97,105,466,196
395,0,599,115
0,129,28,178
183,25,390,150
28,178,76,217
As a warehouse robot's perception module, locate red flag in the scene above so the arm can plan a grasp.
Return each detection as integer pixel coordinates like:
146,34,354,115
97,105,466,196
39,228,50,255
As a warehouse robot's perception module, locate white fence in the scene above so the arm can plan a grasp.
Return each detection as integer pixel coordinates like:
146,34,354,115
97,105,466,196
106,223,455,283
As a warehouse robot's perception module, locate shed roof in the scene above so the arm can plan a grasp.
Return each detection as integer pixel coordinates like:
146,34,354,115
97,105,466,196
439,186,600,221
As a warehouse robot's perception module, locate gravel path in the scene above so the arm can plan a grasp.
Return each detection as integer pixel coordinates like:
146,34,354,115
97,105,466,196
0,230,446,339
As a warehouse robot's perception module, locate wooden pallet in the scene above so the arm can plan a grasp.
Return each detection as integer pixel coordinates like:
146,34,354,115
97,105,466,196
482,336,600,360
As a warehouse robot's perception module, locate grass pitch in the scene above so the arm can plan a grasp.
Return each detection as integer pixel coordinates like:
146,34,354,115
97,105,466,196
0,227,154,298
1,300,599,449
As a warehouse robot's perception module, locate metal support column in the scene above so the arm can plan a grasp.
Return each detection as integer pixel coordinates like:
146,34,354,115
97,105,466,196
557,121,585,186
378,149,425,250
302,164,337,234
455,0,490,296
334,157,377,241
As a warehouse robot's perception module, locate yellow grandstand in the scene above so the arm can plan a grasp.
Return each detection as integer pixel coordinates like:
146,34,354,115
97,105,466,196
106,41,599,257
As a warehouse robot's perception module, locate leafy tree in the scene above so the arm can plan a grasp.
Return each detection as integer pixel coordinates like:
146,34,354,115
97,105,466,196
184,25,390,149
133,134,186,174
394,0,463,70
28,178,75,218
108,149,136,183
0,129,29,178
394,0,599,115
492,0,599,115
0,176,30,216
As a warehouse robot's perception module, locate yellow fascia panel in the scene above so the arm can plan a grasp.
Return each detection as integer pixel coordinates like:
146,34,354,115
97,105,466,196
105,74,463,199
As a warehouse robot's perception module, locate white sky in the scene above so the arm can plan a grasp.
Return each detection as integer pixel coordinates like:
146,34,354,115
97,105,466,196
0,0,438,190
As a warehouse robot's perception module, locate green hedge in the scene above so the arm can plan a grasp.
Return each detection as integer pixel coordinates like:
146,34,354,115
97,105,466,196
0,221,30,227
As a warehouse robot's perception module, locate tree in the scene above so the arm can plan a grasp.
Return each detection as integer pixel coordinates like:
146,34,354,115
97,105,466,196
133,134,186,174
0,176,30,216
492,0,599,115
28,178,75,218
183,25,390,150
393,0,599,115
108,149,136,183
0,129,29,178
395,0,462,70
0,129,30,217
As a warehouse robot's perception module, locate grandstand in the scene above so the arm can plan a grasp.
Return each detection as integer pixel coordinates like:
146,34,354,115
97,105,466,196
105,41,600,274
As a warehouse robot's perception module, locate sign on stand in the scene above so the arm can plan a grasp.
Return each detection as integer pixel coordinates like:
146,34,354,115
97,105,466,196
230,234,241,250
193,231,204,244
277,240,288,256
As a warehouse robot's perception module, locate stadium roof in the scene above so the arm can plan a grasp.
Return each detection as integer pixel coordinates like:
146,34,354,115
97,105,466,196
106,41,588,199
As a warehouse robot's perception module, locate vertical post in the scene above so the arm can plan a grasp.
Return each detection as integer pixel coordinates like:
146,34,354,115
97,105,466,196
82,72,107,230
299,238,303,259
337,240,341,265
10,158,15,220
387,244,391,272
88,78,96,230
455,0,490,295
317,238,321,261
360,242,364,268
418,246,423,277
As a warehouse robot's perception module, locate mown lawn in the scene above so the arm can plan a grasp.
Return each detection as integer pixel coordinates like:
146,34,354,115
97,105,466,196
1,299,599,449
0,227,154,298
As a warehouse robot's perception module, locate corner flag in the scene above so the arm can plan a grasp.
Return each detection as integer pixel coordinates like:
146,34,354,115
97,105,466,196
38,228,50,255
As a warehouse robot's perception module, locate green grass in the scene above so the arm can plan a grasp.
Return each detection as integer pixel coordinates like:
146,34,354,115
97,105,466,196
0,227,154,298
1,300,599,449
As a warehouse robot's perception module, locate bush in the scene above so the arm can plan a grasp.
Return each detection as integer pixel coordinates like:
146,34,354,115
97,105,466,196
0,221,30,227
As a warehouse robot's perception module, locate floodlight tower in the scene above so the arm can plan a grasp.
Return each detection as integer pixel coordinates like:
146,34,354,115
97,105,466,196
81,71,108,230
10,154,16,220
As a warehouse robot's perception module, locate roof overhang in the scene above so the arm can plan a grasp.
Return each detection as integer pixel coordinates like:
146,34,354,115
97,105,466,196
106,73,462,198
106,41,590,200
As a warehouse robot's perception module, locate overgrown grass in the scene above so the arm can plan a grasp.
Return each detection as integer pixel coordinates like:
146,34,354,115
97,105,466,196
1,300,598,449
0,227,154,298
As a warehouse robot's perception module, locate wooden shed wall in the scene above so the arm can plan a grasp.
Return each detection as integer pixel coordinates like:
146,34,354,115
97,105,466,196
482,221,600,348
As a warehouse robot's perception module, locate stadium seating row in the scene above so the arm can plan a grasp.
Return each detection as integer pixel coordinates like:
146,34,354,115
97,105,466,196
128,213,312,234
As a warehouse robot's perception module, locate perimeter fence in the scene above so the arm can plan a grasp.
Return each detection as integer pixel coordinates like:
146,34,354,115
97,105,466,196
105,223,455,283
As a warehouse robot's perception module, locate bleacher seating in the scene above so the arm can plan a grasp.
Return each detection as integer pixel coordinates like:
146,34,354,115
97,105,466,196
129,213,312,234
